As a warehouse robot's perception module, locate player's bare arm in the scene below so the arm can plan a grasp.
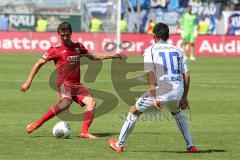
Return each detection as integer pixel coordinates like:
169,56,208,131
180,71,190,109
146,71,163,111
21,58,47,92
84,51,126,60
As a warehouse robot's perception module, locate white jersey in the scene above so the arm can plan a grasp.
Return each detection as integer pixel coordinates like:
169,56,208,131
143,42,188,100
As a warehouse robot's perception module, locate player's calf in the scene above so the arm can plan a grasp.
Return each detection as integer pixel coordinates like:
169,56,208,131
81,96,96,135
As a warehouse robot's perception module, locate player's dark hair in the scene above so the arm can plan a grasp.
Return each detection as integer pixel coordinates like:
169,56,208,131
57,21,72,34
153,23,169,41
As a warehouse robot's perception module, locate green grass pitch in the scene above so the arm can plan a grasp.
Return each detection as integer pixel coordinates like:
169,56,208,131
0,53,240,160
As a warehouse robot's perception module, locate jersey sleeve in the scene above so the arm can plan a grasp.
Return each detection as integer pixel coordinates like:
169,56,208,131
79,43,89,55
179,55,189,73
42,47,58,61
143,47,155,73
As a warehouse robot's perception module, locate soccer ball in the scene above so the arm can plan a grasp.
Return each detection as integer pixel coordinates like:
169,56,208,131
52,121,71,138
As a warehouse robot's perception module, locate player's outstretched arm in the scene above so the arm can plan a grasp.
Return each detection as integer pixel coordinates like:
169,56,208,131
85,51,126,60
180,71,190,109
21,58,47,92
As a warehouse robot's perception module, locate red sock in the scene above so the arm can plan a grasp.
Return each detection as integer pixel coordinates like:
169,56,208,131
81,110,94,134
35,105,61,127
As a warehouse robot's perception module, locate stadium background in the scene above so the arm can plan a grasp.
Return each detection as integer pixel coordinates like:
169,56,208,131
0,0,240,160
0,0,240,56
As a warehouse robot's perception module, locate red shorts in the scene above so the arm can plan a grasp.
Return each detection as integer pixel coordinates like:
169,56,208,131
58,83,91,106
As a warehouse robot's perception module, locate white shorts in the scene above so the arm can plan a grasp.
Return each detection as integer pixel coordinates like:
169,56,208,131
135,92,181,114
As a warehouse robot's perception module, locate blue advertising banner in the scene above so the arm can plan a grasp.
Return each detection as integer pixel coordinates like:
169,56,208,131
223,11,240,35
0,14,81,31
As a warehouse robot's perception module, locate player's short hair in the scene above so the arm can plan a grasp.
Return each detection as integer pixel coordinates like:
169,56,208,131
153,23,169,41
57,21,72,34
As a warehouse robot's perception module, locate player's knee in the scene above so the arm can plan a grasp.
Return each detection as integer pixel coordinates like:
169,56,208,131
89,98,96,107
173,111,184,120
130,105,142,116
171,111,181,116
85,98,96,110
59,98,72,109
63,98,73,105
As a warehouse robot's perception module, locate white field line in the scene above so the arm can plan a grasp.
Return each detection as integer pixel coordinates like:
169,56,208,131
1,79,240,89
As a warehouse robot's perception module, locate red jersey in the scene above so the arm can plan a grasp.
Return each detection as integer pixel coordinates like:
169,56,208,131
42,42,89,87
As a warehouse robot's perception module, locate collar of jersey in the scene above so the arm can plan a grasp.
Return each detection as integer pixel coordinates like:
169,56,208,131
158,41,168,44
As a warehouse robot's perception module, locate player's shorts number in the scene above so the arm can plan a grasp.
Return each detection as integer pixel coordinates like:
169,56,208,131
159,52,180,74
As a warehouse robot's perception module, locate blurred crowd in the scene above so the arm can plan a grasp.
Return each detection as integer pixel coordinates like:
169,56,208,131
0,0,240,35
118,0,240,35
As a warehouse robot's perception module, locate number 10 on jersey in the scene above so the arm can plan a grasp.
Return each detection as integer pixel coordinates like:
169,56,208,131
159,52,180,74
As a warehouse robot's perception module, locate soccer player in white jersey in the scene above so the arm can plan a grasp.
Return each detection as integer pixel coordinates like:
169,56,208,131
108,23,197,153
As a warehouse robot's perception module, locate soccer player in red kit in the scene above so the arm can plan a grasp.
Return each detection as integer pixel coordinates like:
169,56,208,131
21,21,124,138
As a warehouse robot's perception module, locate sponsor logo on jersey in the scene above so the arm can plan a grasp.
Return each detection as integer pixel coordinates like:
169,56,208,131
75,48,80,53
68,55,80,62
